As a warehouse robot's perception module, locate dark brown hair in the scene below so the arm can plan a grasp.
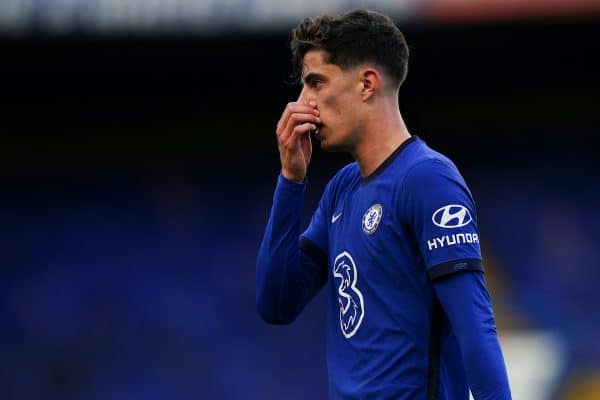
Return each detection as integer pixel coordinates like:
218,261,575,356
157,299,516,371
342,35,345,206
290,9,409,89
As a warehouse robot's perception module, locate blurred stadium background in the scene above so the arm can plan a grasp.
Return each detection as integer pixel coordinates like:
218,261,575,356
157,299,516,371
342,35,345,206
1,0,600,399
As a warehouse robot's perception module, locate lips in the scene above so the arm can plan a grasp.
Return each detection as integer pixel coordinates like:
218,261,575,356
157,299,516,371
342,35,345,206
314,123,324,139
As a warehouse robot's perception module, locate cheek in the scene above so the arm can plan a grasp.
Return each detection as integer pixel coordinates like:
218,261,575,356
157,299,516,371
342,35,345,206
320,94,344,121
319,93,335,111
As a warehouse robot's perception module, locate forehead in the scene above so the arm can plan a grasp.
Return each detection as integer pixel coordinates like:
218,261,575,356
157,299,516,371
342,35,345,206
302,49,343,77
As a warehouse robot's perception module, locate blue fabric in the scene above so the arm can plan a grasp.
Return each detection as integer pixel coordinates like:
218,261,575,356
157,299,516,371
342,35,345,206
257,137,511,399
256,173,327,324
401,157,483,276
434,272,512,400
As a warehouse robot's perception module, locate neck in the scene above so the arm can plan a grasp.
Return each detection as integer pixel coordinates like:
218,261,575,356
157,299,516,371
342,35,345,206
351,100,411,177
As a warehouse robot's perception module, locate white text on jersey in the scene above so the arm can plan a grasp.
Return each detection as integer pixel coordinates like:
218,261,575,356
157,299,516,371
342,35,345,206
427,233,479,251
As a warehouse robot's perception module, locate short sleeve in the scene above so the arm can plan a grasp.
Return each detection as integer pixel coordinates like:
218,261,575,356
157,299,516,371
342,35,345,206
402,159,484,281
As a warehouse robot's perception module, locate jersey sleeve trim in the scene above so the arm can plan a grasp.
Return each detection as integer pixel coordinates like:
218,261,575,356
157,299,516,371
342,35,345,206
299,236,328,270
428,258,483,281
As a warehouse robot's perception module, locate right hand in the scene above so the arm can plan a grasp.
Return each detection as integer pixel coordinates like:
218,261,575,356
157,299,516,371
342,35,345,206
276,100,320,183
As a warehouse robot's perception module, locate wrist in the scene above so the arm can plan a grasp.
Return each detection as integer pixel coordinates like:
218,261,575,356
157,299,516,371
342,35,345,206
278,171,307,190
281,169,305,184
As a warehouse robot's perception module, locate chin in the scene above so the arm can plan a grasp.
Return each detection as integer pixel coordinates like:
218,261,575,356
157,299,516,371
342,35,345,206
318,133,348,153
319,139,346,153
317,129,342,152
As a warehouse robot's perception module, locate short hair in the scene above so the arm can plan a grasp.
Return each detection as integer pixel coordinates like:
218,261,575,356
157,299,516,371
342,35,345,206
290,9,410,89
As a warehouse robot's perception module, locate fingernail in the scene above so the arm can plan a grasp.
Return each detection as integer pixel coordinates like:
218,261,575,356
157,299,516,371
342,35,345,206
309,100,316,107
316,116,321,123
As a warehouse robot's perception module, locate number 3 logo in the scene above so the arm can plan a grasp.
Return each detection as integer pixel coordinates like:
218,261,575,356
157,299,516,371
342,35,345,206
333,251,365,339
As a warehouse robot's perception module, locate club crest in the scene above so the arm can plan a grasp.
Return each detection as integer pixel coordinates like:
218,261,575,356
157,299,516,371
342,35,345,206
362,204,383,234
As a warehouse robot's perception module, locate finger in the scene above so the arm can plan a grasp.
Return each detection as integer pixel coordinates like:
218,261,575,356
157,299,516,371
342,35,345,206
281,112,321,143
281,122,316,151
300,131,312,162
280,115,319,146
277,104,319,135
277,103,319,134
280,122,314,157
291,122,317,138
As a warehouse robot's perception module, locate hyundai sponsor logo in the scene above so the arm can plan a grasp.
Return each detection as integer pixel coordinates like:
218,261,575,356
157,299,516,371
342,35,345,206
432,204,473,228
427,233,479,251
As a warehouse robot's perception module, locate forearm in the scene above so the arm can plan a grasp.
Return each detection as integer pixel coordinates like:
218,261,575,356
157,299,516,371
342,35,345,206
460,329,512,400
256,173,322,324
433,272,511,400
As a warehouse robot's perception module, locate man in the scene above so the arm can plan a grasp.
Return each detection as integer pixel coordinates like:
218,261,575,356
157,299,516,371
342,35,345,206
256,9,511,400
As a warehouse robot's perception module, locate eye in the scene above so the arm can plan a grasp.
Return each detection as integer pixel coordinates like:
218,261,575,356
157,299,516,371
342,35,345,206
307,77,323,89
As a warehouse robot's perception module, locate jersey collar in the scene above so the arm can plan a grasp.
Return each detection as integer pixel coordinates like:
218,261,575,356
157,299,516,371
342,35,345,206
361,135,418,185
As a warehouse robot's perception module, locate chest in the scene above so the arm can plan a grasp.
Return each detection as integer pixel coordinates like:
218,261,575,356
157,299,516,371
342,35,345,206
328,182,401,258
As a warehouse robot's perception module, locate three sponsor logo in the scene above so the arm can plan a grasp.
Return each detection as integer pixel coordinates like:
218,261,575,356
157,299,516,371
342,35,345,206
333,251,365,339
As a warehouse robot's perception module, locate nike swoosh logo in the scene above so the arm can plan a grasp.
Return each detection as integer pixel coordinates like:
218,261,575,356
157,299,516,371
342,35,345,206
331,212,343,224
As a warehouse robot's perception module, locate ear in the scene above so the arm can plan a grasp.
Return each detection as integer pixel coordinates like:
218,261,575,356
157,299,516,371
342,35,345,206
359,68,381,101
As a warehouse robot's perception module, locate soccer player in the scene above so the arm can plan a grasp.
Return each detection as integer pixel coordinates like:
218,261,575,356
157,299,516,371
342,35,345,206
256,9,512,400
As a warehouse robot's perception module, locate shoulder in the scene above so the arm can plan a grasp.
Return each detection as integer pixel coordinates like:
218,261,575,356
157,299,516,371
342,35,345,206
378,137,464,190
325,162,360,194
401,141,466,192
334,162,360,182
311,162,360,212
395,139,475,216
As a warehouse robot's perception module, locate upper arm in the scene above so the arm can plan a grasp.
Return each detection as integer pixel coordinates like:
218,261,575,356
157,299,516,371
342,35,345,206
401,159,484,281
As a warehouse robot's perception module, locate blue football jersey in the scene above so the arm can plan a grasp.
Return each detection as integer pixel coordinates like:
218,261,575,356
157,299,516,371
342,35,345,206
300,136,483,399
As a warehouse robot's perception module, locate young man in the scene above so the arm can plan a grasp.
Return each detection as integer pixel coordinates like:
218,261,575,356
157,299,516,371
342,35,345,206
256,9,511,400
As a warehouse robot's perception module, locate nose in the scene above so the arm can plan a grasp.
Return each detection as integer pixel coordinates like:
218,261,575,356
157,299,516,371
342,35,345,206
297,87,316,106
